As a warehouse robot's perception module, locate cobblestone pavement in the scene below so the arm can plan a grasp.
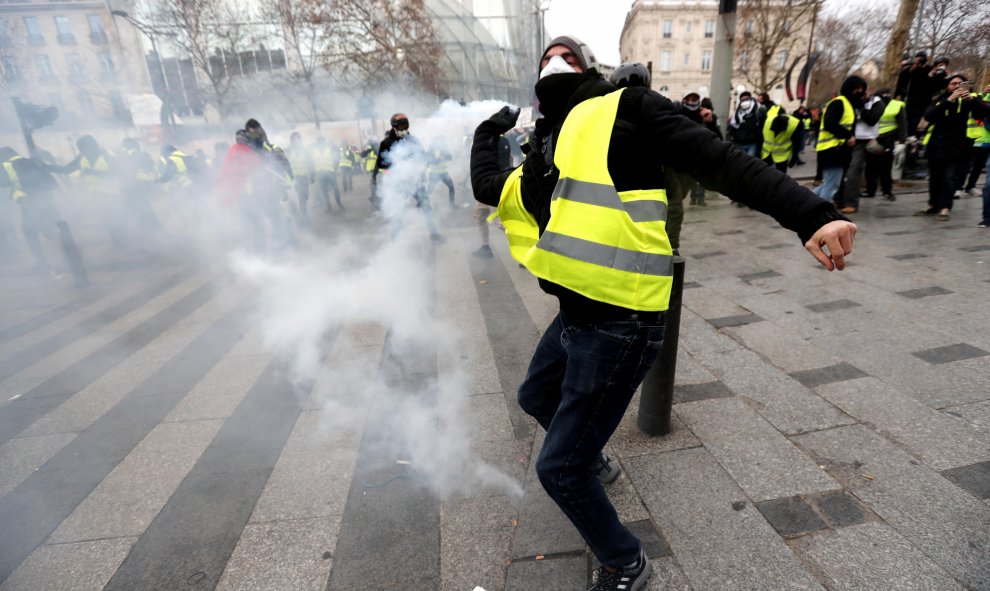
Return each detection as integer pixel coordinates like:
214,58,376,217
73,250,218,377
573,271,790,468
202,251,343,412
0,172,988,591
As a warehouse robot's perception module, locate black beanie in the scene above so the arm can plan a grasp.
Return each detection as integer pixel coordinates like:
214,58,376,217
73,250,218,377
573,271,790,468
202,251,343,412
541,35,597,73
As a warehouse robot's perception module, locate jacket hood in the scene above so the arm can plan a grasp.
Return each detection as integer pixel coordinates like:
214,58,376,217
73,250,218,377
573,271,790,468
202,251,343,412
840,76,867,99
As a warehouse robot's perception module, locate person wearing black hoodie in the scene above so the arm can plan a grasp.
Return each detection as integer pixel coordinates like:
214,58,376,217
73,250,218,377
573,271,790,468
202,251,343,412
813,76,867,206
471,35,856,591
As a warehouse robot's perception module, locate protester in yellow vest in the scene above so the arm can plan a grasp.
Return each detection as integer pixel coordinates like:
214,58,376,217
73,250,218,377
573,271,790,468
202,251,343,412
814,76,867,207
338,141,355,192
286,132,315,224
425,136,457,208
311,136,343,211
761,104,801,172
53,135,130,245
868,90,908,201
471,35,857,591
961,85,990,196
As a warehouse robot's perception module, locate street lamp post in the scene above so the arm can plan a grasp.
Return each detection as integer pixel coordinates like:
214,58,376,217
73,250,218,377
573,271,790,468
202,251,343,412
110,10,175,131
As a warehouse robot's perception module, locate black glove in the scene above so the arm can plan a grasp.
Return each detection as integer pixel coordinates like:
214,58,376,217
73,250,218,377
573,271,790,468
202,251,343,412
488,106,521,134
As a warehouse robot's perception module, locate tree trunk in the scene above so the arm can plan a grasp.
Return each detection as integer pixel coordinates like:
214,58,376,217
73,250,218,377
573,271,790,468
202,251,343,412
882,0,921,88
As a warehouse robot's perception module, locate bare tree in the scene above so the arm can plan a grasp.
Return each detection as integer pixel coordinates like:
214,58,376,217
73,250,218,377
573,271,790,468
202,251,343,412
147,0,250,121
914,0,983,58
807,7,892,105
317,0,443,97
881,0,922,87
0,20,23,91
261,0,326,127
735,0,822,93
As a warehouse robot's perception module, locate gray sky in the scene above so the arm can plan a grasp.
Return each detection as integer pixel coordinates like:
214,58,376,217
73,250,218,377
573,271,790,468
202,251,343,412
544,0,895,66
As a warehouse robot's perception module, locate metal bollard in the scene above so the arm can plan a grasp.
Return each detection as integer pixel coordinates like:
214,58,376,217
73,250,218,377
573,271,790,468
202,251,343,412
637,255,685,436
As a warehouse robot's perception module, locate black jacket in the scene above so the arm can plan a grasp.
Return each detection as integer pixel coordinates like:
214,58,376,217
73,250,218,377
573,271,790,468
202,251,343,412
924,93,990,160
373,131,423,181
1,156,59,197
471,80,845,319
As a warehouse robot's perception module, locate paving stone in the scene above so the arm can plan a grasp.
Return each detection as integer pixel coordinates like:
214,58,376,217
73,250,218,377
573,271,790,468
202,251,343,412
165,352,270,421
626,447,825,591
714,229,745,236
676,398,838,502
944,400,990,434
440,495,516,591
788,362,869,388
792,425,990,591
739,270,783,282
959,244,990,252
604,469,650,524
505,554,587,591
0,537,137,591
682,281,702,289
896,286,955,299
708,313,764,328
609,394,701,459
940,461,990,501
815,377,990,471
812,491,869,528
682,286,751,320
626,519,671,558
804,299,862,313
912,343,989,365
215,516,339,591
761,243,793,250
49,420,224,543
645,557,695,591
793,523,967,591
692,348,855,435
0,433,75,499
723,321,842,372
755,496,827,537
888,253,930,260
672,349,718,386
691,251,726,259
673,381,735,404
677,308,742,358
884,229,921,235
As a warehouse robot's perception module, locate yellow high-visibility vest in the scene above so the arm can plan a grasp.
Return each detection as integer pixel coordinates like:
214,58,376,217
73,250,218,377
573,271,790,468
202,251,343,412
338,147,354,169
2,156,26,201
363,144,377,172
878,99,905,136
79,153,114,194
312,146,336,172
965,93,984,140
428,149,449,174
495,88,674,312
761,105,799,163
816,96,854,152
159,151,192,189
287,147,312,177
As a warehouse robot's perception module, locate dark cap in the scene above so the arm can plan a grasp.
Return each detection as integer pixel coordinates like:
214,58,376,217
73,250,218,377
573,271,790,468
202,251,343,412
541,35,597,72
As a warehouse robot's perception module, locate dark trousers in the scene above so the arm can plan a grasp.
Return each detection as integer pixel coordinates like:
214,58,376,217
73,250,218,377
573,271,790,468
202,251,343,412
764,157,788,173
518,311,664,568
865,138,895,196
341,169,353,192
294,176,311,221
965,145,990,191
426,172,455,204
315,172,342,208
928,157,961,211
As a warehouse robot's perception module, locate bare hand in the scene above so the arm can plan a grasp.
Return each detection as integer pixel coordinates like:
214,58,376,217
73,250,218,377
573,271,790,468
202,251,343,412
700,107,714,123
846,137,856,146
805,220,857,271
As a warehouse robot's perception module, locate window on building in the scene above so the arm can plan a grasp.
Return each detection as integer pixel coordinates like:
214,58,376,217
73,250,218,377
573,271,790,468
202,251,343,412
683,52,690,66
778,49,789,69
3,56,20,82
97,52,114,80
660,50,671,72
88,15,108,44
705,20,715,38
67,52,85,80
78,91,94,116
0,17,8,46
663,20,673,39
685,21,692,33
739,50,749,71
36,54,56,81
24,16,44,46
702,49,712,72
54,16,75,45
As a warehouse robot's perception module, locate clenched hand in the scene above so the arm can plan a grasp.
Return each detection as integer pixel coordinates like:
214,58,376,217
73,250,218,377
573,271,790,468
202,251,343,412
805,220,857,271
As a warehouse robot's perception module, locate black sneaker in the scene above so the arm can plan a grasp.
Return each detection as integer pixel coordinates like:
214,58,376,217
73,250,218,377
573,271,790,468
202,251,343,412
472,245,494,258
883,193,896,201
588,548,651,591
593,452,621,485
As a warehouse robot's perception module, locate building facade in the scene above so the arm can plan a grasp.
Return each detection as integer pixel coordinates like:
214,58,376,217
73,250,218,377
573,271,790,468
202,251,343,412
619,0,814,110
0,0,150,125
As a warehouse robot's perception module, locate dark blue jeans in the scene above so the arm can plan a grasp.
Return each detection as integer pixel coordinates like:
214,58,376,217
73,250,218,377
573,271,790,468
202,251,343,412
518,311,664,567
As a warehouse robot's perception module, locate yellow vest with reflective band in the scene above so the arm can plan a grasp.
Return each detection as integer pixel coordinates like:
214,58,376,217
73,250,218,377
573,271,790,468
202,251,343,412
363,144,377,172
428,149,449,174
79,153,113,194
878,99,905,136
816,96,854,152
160,151,192,189
338,147,354,169
976,93,990,145
287,147,312,177
2,156,26,202
496,89,674,312
923,124,934,146
965,93,983,140
761,105,799,163
124,149,157,181
312,146,336,172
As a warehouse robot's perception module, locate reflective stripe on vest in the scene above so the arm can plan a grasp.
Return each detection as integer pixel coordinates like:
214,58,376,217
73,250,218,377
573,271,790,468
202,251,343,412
79,153,113,193
878,99,904,136
2,156,26,201
816,96,854,152
161,151,192,189
313,147,336,172
965,93,983,140
761,105,799,163
364,145,377,172
288,148,312,177
496,88,674,312
338,148,354,168
428,149,448,174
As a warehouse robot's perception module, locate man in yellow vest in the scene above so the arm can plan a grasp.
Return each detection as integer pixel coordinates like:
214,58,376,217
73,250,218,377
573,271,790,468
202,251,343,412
814,76,867,210
471,35,857,591
761,104,802,173
867,89,908,201
0,147,88,284
287,132,315,224
312,136,343,212
425,136,457,208
55,135,129,245
338,141,355,193
916,75,990,220
961,83,990,197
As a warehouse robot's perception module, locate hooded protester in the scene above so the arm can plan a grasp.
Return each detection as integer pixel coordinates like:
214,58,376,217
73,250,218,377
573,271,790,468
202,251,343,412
813,75,867,207
728,91,766,156
471,35,856,591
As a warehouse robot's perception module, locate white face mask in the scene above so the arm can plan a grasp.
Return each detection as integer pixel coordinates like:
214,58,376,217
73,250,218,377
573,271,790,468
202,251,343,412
395,129,409,138
540,55,576,79
739,99,754,110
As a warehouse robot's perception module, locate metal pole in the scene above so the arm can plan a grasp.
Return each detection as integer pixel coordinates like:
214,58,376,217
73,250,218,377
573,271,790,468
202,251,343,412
11,97,38,157
637,256,685,436
911,0,927,53
709,11,737,136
